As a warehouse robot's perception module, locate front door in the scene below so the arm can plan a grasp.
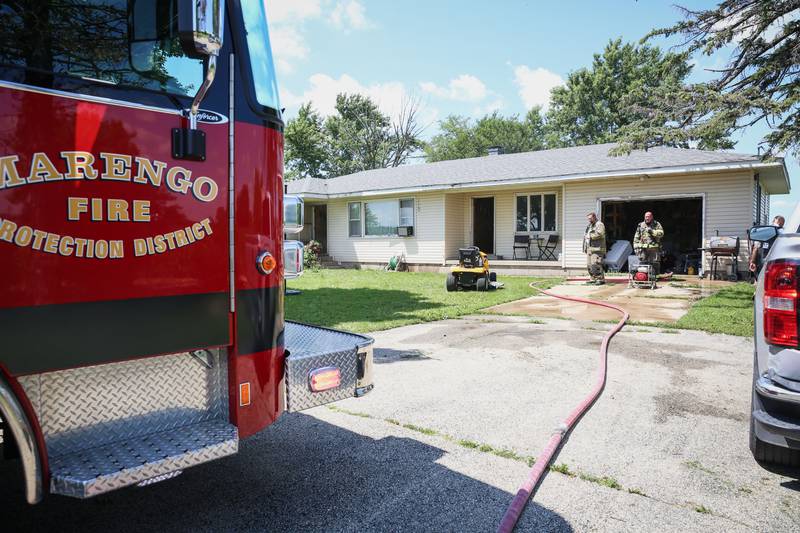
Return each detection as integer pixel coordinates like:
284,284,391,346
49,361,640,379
313,205,327,254
473,197,494,254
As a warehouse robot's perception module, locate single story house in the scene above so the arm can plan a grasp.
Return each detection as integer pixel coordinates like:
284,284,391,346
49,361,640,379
287,143,791,275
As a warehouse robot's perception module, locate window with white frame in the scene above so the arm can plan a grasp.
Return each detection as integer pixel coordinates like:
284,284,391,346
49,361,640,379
349,198,415,237
515,193,556,232
348,202,362,237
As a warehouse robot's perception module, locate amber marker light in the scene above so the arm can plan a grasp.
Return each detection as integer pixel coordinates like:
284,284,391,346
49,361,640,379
256,251,277,275
309,367,341,392
239,382,251,406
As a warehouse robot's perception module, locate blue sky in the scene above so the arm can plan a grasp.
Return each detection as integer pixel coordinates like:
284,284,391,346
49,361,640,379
267,0,797,216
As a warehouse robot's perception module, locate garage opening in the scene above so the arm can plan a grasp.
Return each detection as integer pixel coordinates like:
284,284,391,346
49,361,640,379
601,197,703,273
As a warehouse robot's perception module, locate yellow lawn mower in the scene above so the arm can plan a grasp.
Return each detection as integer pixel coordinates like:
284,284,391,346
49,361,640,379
446,246,499,291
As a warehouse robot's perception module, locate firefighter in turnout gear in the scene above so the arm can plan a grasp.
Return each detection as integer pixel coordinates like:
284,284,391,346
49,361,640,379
583,212,606,285
633,211,664,274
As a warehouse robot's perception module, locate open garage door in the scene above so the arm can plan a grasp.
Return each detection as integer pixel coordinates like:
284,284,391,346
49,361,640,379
601,197,703,274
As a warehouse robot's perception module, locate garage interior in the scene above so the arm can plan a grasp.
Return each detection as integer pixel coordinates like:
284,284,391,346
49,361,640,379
601,197,703,273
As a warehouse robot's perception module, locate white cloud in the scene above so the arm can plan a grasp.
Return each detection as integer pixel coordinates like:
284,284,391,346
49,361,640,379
268,0,373,77
330,1,373,32
513,65,563,111
283,73,409,119
270,26,309,74
420,74,488,102
267,0,322,24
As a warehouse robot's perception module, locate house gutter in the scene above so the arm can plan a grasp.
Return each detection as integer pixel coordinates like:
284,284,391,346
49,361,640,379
288,160,787,200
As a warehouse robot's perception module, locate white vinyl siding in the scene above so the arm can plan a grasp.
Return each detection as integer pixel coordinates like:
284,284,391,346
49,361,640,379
444,194,466,259
562,171,755,272
325,192,445,264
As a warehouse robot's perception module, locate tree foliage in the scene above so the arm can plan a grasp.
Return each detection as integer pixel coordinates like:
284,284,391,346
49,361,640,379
284,94,424,179
615,0,800,157
546,38,694,147
424,108,546,162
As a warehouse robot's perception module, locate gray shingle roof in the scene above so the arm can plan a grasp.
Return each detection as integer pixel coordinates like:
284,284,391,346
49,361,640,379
286,143,765,197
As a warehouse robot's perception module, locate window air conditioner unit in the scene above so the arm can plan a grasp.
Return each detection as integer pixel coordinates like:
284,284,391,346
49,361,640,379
397,226,414,237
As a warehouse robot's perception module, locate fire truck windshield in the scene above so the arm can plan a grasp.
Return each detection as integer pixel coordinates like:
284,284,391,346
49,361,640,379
241,0,281,115
0,1,203,97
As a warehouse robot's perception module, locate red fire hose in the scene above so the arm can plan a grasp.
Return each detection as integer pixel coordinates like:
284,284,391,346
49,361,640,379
497,283,629,533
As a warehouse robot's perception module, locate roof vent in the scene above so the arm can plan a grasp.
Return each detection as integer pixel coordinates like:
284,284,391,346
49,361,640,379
487,146,504,156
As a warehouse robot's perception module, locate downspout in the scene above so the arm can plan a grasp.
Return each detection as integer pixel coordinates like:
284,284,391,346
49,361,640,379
560,183,566,270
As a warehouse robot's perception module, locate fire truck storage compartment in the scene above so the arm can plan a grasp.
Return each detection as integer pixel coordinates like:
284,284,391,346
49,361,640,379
284,322,374,412
601,197,703,274
16,349,237,499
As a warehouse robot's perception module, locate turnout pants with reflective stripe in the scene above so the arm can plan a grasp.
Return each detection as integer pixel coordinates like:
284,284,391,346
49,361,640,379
587,252,605,281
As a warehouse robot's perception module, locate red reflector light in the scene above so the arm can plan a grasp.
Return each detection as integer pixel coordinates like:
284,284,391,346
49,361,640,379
634,272,648,281
309,367,341,392
764,260,799,347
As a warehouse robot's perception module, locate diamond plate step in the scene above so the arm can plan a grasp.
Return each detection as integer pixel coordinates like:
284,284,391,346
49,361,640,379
50,419,238,498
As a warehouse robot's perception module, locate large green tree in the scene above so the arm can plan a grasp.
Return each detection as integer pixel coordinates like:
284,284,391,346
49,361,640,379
284,94,423,180
615,1,800,157
424,108,546,162
284,103,328,180
546,38,695,147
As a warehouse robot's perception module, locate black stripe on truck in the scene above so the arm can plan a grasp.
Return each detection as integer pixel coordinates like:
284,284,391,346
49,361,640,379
1,292,230,375
235,286,284,356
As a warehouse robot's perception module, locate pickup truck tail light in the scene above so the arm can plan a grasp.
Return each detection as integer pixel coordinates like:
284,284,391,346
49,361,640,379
764,259,799,347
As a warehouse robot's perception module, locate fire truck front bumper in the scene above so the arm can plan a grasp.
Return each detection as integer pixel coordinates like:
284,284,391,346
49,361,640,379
284,321,374,412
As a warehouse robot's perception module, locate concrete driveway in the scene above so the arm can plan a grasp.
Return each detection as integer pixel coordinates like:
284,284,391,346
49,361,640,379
3,315,798,531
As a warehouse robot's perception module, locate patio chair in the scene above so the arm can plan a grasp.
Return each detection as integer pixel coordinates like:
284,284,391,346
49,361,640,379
513,234,531,259
537,234,559,261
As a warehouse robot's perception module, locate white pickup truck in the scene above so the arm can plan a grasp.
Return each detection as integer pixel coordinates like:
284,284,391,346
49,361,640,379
749,203,800,467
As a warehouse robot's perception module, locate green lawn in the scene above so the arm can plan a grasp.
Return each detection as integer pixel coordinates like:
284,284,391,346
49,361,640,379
619,282,756,337
672,282,755,337
285,269,559,333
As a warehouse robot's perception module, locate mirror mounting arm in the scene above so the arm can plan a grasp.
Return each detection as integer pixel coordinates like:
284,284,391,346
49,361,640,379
188,55,217,130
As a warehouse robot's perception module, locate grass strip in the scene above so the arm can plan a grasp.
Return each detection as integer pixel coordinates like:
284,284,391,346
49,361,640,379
326,405,646,497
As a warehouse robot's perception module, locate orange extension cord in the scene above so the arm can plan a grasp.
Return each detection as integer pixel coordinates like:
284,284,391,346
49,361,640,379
497,283,630,533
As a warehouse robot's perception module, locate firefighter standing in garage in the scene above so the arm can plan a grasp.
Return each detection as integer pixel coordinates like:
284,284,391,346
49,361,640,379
583,212,606,285
633,211,664,274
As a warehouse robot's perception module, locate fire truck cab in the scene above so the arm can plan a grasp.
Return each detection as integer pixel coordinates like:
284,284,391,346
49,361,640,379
0,0,373,504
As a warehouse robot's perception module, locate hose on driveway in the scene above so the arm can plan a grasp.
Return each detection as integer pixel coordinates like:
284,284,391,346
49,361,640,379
497,282,630,533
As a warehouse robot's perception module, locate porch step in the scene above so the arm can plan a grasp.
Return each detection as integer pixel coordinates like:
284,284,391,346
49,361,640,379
50,419,238,498
319,255,345,268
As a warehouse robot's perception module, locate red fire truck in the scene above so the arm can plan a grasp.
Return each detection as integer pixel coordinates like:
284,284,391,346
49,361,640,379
0,1,373,503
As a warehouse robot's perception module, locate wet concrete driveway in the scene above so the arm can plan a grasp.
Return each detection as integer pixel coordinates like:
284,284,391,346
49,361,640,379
487,280,715,322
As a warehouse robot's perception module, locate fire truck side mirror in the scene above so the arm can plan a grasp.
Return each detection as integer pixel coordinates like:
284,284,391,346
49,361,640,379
284,196,304,235
171,0,225,160
178,0,225,59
